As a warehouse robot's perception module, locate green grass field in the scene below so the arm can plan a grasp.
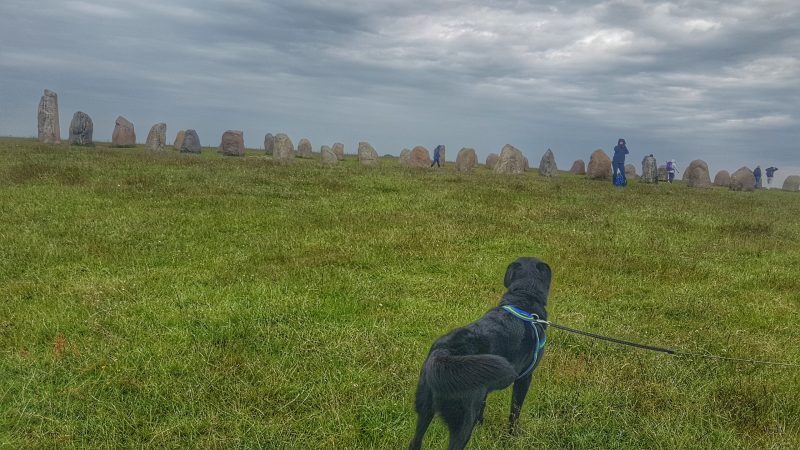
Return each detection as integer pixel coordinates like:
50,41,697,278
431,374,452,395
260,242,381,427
1,138,799,449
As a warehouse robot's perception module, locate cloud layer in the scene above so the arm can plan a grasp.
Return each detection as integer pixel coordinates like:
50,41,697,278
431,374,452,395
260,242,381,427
1,0,797,181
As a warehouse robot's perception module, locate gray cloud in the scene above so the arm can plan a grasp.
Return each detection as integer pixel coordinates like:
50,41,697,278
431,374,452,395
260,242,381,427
1,0,797,182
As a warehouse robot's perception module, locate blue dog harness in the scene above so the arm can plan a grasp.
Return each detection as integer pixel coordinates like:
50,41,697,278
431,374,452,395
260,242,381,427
501,305,547,379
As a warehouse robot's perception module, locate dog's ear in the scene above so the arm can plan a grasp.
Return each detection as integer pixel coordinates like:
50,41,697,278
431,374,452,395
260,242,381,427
536,261,551,280
504,261,522,288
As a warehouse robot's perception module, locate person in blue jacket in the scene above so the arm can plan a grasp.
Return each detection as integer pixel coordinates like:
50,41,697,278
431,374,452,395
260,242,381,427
430,144,443,168
753,166,762,188
612,138,629,184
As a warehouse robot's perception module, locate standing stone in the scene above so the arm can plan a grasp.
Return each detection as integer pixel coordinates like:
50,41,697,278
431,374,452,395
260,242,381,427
219,130,245,156
297,138,313,158
455,148,478,173
730,167,756,192
522,156,529,172
180,129,201,154
494,144,526,175
641,155,657,183
111,116,136,147
332,142,345,160
37,89,61,144
713,170,731,187
437,145,446,165
321,145,337,166
569,160,586,175
657,165,668,182
684,160,712,188
538,148,558,177
405,146,432,168
174,130,185,150
486,153,499,169
782,175,800,192
399,148,411,165
68,111,93,145
358,142,379,166
145,123,167,151
264,133,275,155
587,149,612,180
625,164,638,180
273,133,295,162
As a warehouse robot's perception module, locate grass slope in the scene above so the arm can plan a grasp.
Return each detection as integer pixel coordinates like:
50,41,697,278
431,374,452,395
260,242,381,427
1,138,799,449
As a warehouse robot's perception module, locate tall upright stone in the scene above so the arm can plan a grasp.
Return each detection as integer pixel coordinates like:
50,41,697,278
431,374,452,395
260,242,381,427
494,144,526,175
358,142,379,166
145,123,167,151
332,142,345,160
657,165,668,182
37,89,61,144
569,160,586,175
641,154,657,183
321,145,338,166
684,160,712,188
587,149,612,180
174,130,185,150
486,153,499,169
538,148,558,177
455,148,478,172
273,133,294,162
730,167,755,192
180,129,201,154
220,130,245,156
264,133,275,155
68,111,93,145
112,116,136,147
713,170,731,187
297,138,313,158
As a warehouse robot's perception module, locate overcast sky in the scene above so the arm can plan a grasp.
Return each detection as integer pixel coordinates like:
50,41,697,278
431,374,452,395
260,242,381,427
1,0,798,182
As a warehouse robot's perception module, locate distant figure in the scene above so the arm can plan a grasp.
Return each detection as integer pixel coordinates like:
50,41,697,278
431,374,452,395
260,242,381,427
766,166,778,185
666,159,679,183
431,144,443,168
612,138,629,185
753,166,762,188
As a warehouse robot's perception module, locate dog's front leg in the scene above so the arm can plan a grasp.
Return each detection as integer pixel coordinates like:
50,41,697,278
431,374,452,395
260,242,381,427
508,373,533,435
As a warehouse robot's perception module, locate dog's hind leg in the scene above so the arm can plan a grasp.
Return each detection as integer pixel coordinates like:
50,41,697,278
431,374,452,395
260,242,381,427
441,396,481,450
409,382,434,450
508,373,533,435
475,391,488,425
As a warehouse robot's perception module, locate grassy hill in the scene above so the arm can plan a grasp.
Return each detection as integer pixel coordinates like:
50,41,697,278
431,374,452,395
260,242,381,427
1,138,798,449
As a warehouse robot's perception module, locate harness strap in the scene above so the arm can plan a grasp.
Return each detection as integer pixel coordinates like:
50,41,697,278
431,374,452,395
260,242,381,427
501,305,547,379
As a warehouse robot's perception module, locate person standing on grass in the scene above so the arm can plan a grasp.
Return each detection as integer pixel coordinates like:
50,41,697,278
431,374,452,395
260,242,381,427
430,144,443,168
754,166,762,188
766,166,778,185
612,138,629,185
667,159,679,183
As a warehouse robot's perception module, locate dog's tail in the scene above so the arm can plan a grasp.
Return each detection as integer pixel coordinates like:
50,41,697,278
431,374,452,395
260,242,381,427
423,350,518,394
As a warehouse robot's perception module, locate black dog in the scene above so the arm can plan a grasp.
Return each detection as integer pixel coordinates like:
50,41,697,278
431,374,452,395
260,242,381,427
409,257,551,450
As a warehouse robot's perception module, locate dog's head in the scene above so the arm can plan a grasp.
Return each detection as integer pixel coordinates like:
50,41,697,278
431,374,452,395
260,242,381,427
503,257,552,304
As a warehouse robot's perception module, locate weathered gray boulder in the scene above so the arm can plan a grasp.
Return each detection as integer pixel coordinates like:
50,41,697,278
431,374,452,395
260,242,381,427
569,160,586,175
68,111,93,145
358,142,379,166
273,133,294,162
456,148,478,172
399,148,411,165
38,89,61,144
657,165,668,182
180,129,201,153
783,175,800,192
587,149,612,180
625,164,638,180
264,133,274,154
730,167,756,192
494,144,526,175
641,155,657,183
404,146,432,168
321,145,337,166
713,170,731,187
297,138,313,158
220,130,245,156
684,160,712,188
112,116,136,147
174,130,185,150
332,142,345,160
145,123,167,151
486,153,499,169
522,156,529,172
538,148,558,177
